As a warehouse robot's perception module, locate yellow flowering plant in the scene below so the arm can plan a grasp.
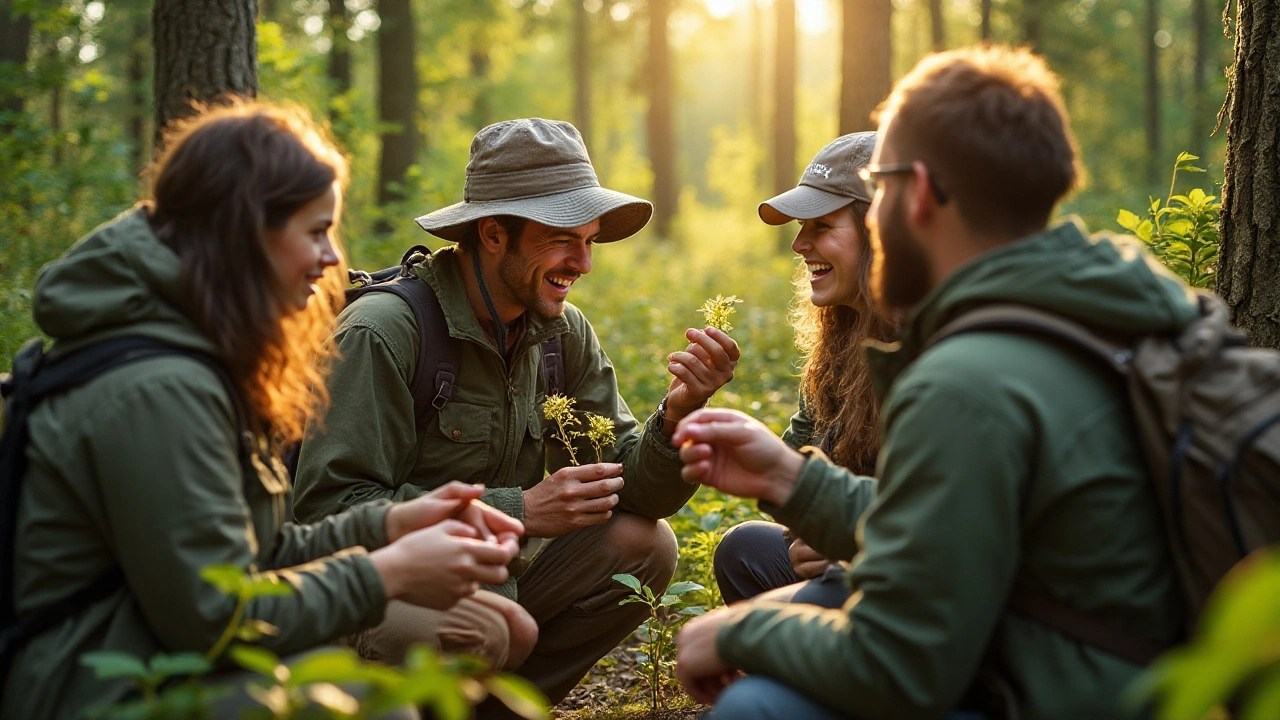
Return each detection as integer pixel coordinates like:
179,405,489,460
697,294,743,332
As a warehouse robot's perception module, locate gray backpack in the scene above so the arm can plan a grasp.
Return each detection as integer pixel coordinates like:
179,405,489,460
932,293,1280,664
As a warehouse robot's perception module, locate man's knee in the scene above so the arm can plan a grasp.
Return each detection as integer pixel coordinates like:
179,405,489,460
602,513,678,588
358,598,512,669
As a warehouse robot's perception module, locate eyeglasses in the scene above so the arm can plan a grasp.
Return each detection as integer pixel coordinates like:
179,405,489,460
858,163,949,204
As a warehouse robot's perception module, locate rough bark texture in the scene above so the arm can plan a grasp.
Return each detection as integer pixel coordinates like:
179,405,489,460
1190,0,1208,160
376,0,420,213
1145,0,1161,184
981,0,991,41
328,0,351,120
928,0,945,50
647,0,676,238
1217,0,1280,349
127,12,148,170
773,0,795,196
153,0,257,140
0,1,32,123
839,0,891,135
573,0,591,151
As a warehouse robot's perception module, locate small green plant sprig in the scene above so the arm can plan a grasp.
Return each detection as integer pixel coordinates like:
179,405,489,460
697,295,743,332
613,573,706,712
542,395,619,465
1117,152,1220,289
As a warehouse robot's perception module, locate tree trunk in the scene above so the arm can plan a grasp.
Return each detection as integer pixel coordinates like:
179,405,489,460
773,0,795,197
1145,0,1160,184
981,0,991,41
376,0,420,221
1190,0,1208,160
0,1,32,125
328,0,351,123
748,0,762,132
152,0,257,141
260,0,278,22
573,0,591,151
647,0,676,238
928,0,945,50
1023,0,1041,52
127,11,148,171
1217,0,1280,349
839,0,891,135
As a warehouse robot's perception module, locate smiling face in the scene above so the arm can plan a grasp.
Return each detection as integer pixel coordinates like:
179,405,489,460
496,218,598,320
791,204,868,309
265,183,341,313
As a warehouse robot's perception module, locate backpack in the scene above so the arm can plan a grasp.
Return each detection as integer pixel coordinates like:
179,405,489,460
284,245,566,476
930,292,1280,665
0,336,253,679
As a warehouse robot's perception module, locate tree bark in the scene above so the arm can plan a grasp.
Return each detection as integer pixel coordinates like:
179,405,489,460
1190,0,1208,160
1145,0,1160,184
928,0,945,50
981,0,991,41
127,10,149,171
152,0,257,141
0,0,32,125
573,0,591,151
647,0,676,238
1023,0,1041,52
328,0,351,122
376,0,420,218
748,0,762,132
773,0,795,196
839,0,891,135
1217,0,1280,349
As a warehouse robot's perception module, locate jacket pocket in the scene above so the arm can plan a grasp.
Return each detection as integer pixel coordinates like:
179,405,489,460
415,400,494,484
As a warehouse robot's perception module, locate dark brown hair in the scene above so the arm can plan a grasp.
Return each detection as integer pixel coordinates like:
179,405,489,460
460,215,528,253
876,45,1083,239
790,201,900,475
146,101,348,446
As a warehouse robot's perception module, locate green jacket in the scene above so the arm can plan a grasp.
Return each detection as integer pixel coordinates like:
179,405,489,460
292,246,693,597
2,209,390,720
718,220,1196,720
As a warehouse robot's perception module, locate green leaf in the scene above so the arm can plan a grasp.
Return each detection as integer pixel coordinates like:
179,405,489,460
1117,209,1142,231
229,645,284,679
612,573,642,593
1136,220,1154,243
680,606,707,616
79,651,149,680
483,673,552,720
304,682,360,715
618,596,647,606
659,595,681,606
236,619,281,642
666,581,705,596
199,564,246,595
148,653,213,677
642,585,656,601
288,647,363,686
242,576,295,598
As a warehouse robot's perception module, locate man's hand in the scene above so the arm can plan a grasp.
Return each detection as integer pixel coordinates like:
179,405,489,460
385,481,524,544
662,327,741,433
676,607,744,705
788,537,831,580
370,520,521,610
522,463,625,538
673,408,805,507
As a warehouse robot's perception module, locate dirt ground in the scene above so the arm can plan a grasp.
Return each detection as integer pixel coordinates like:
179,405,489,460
553,639,702,720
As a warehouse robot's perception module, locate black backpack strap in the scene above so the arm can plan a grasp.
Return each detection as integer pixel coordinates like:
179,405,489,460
0,336,251,671
1006,584,1165,665
540,334,565,397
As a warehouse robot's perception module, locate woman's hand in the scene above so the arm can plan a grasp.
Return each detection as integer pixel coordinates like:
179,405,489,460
788,537,831,579
386,481,524,543
371,520,520,610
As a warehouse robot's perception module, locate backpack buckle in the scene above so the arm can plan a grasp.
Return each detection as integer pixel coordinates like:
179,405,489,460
432,371,455,410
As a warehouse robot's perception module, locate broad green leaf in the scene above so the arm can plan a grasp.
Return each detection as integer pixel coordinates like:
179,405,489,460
288,647,363,686
1188,188,1207,205
1176,151,1199,164
1241,664,1280,720
612,573,642,592
1117,209,1142,231
659,595,681,606
667,581,705,596
483,673,552,720
426,684,470,720
199,564,245,595
1136,220,1154,243
642,585,656,601
681,606,707,616
617,595,646,606
242,576,295,598
1164,219,1193,237
149,652,212,677
304,682,359,715
229,644,284,679
79,651,149,680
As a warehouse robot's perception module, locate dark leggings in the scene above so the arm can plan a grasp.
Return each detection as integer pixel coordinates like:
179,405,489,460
713,520,848,608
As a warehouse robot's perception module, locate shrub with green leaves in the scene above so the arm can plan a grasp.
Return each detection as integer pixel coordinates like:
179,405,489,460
612,573,707,712
1117,152,1220,289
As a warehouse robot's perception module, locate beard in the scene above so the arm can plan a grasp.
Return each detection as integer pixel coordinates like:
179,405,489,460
497,243,572,321
870,193,933,314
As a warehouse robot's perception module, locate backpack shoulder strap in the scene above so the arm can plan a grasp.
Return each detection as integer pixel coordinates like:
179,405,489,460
540,333,565,397
929,303,1133,376
1006,584,1166,665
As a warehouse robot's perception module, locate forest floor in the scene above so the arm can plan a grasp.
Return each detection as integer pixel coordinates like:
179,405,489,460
554,637,702,720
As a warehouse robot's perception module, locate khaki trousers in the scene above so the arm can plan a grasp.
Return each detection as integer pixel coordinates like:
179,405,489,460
353,512,677,712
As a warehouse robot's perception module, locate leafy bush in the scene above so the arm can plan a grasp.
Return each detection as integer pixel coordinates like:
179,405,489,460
1117,152,1221,288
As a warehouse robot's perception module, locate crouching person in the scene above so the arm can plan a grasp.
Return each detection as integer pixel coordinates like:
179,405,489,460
291,118,739,708
1,104,523,720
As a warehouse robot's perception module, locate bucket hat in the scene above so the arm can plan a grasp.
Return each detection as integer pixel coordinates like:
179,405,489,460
759,131,877,225
415,118,653,243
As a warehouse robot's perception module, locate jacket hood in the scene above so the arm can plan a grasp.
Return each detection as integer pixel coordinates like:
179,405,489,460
899,218,1201,353
32,206,218,356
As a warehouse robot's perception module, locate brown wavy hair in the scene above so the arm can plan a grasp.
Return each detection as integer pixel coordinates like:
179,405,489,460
790,200,900,475
146,101,349,446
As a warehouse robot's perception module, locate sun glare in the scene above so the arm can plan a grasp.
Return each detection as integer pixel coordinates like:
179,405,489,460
704,0,740,19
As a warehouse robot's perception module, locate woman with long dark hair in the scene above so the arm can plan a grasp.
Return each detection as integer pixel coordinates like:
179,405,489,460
713,133,898,604
1,103,525,720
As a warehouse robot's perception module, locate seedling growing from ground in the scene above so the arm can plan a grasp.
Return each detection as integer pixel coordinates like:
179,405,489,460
542,393,582,466
697,294,743,332
584,412,617,463
613,573,706,712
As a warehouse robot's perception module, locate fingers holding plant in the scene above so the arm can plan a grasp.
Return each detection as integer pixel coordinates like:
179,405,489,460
663,299,743,421
522,463,625,538
673,408,805,506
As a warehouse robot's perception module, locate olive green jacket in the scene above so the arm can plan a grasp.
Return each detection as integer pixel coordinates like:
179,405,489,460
292,246,693,597
2,209,391,720
718,220,1195,720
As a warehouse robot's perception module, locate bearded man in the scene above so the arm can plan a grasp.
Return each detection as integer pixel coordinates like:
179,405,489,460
292,119,738,710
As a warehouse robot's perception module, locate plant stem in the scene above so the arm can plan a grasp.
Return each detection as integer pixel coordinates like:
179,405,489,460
206,594,247,662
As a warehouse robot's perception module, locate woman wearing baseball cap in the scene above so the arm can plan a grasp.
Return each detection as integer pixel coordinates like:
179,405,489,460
713,132,899,606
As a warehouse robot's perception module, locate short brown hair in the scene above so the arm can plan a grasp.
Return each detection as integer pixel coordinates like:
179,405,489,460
459,215,528,253
876,45,1082,238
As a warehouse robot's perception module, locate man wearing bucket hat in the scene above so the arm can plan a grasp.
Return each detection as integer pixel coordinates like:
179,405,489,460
292,118,739,705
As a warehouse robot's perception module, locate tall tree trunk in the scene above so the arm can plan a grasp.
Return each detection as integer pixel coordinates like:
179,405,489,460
328,0,351,124
127,11,148,171
928,0,945,50
469,47,491,129
1023,0,1041,52
839,0,892,135
981,0,992,41
647,0,676,238
773,0,795,196
376,0,420,226
1145,0,1160,184
573,0,591,151
1190,0,1208,160
50,81,62,165
0,1,32,127
748,0,762,132
1217,0,1280,349
152,0,257,141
